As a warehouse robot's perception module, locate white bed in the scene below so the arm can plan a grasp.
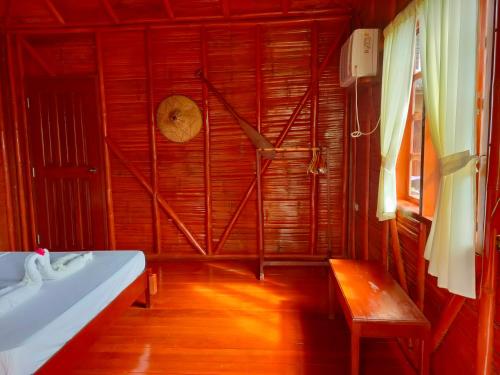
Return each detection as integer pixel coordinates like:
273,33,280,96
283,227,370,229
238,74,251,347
0,250,145,375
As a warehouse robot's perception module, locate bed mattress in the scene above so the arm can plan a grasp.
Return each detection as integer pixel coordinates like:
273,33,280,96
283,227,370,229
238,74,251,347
0,250,145,375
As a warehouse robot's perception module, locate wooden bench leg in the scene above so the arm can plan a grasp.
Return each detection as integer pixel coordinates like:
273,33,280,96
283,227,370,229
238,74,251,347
328,272,338,319
351,324,360,375
420,334,430,375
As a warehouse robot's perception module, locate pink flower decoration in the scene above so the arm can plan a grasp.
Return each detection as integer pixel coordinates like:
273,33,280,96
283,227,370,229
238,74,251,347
34,248,46,255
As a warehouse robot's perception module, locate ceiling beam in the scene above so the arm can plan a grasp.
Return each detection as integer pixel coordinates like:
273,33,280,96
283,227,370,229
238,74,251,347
100,0,119,24
161,0,175,19
220,0,230,18
44,0,65,24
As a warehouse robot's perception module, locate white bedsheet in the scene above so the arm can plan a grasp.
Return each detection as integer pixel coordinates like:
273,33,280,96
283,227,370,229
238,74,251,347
0,250,145,375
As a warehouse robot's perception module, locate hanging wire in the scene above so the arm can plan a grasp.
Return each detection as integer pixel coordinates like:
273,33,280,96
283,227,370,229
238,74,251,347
351,75,381,138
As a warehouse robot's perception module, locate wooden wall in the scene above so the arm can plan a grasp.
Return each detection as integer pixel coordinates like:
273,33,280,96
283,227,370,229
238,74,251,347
3,15,350,259
349,1,499,374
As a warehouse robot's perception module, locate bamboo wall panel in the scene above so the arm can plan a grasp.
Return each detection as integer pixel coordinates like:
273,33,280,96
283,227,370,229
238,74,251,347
49,0,110,24
317,20,347,256
15,17,348,257
151,28,206,254
206,26,258,255
101,31,154,252
261,24,312,255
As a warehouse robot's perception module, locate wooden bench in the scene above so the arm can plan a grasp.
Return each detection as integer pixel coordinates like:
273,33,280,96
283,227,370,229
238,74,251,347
329,259,430,375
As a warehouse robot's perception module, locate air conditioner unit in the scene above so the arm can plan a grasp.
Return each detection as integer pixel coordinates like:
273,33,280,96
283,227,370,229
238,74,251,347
340,29,379,87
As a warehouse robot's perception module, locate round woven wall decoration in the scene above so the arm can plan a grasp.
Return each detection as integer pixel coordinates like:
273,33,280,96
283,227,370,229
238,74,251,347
157,95,202,143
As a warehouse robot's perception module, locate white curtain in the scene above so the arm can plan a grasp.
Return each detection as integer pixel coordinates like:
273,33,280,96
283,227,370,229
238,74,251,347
376,3,417,221
419,0,478,298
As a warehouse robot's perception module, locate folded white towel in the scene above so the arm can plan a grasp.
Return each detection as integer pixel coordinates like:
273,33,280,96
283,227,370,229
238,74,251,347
0,250,93,317
0,253,43,317
37,250,93,280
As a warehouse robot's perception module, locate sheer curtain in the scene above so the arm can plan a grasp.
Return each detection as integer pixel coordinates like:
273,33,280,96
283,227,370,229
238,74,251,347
419,0,478,298
376,3,417,221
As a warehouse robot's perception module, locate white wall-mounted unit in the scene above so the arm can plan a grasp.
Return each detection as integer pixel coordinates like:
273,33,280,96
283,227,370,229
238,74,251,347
340,28,380,87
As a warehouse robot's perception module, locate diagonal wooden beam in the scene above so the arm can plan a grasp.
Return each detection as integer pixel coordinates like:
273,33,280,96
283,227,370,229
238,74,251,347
96,32,116,249
106,137,206,255
19,37,56,77
162,0,175,19
214,22,349,254
100,0,119,24
431,295,466,352
44,0,65,24
220,0,230,18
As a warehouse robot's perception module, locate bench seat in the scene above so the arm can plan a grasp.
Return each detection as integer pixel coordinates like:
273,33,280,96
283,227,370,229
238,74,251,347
329,259,430,375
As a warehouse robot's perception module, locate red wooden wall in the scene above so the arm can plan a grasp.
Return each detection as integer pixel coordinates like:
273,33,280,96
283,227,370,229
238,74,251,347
3,15,350,259
350,1,499,374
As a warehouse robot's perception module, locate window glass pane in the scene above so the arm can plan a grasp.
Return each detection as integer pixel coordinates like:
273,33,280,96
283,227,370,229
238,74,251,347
409,157,421,199
411,121,422,154
414,27,421,73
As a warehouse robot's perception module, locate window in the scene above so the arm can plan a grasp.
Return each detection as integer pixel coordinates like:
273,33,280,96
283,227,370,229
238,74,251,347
396,25,438,217
408,77,423,200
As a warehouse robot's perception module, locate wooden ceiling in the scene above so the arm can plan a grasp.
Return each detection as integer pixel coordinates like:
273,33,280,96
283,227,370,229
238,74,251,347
0,0,355,29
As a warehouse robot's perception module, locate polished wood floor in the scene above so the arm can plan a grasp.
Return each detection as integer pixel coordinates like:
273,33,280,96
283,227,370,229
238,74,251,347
72,262,415,374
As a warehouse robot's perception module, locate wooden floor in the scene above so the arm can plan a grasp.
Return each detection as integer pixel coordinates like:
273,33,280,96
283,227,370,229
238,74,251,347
72,261,416,375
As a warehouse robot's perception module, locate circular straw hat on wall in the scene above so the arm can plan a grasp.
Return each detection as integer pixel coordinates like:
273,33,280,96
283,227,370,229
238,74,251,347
157,95,202,143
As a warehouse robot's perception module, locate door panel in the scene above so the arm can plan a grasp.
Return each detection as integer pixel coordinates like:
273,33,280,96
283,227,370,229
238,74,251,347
27,77,107,250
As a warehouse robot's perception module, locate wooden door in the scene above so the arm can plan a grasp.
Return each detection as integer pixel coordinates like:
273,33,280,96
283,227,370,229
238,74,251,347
26,77,107,250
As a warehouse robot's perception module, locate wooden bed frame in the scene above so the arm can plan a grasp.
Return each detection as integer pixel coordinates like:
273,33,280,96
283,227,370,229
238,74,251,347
36,269,151,374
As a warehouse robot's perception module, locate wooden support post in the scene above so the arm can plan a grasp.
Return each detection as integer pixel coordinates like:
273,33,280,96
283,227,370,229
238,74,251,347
256,150,264,280
362,105,370,260
341,92,349,256
161,0,175,19
106,138,206,256
201,28,213,255
349,104,357,259
96,32,116,249
476,230,497,375
431,295,465,352
381,220,389,269
15,35,37,248
44,0,65,24
416,222,427,310
389,219,408,292
309,22,319,255
6,34,29,250
19,38,56,77
214,24,349,253
145,29,162,254
476,1,499,371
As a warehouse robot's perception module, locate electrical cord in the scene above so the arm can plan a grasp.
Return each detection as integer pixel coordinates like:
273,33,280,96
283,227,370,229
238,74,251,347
351,75,381,138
